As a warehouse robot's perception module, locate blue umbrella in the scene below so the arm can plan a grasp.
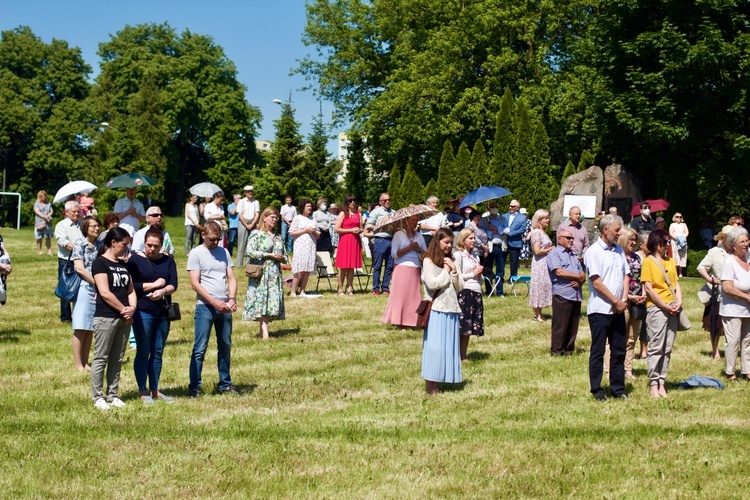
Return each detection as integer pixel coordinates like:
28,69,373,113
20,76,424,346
458,185,512,208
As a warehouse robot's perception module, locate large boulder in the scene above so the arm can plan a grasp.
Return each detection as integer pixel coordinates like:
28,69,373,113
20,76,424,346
550,166,603,233
603,163,643,223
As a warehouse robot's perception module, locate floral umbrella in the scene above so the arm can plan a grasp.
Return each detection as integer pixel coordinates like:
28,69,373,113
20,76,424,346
373,204,439,234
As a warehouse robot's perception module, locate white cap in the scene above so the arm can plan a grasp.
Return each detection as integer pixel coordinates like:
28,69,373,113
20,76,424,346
243,185,254,191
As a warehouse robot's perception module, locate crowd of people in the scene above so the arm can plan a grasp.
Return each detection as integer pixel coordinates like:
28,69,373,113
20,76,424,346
31,184,750,405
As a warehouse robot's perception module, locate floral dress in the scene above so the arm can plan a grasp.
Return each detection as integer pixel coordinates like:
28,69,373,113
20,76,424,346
243,230,287,321
529,228,553,308
290,215,317,273
520,220,533,260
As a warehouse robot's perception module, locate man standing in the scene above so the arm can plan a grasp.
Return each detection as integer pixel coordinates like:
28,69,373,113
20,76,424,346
280,195,296,254
584,214,630,401
501,199,527,287
547,230,586,356
113,187,146,235
630,202,656,234
227,194,241,257
418,195,445,248
130,206,174,255
366,193,394,295
556,206,589,260
187,221,239,397
55,200,83,323
479,201,507,296
235,186,260,267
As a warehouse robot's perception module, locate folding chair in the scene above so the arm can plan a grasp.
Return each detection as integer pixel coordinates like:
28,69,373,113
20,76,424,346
354,267,372,291
315,252,338,291
482,275,504,297
508,275,531,297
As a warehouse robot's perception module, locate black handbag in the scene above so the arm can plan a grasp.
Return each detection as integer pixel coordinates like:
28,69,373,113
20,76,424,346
54,254,81,301
629,303,647,321
167,299,181,321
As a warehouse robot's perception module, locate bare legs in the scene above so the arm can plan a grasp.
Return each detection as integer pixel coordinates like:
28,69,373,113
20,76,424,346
650,383,668,398
259,316,270,339
460,336,470,361
533,307,544,322
425,380,441,394
292,271,310,296
711,334,721,359
72,329,93,371
37,237,51,255
337,269,355,294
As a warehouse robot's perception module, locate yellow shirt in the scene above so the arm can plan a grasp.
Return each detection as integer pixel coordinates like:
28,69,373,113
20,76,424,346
641,256,678,307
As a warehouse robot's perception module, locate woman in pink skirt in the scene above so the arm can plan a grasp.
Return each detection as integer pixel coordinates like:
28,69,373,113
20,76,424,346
382,214,427,329
334,193,363,294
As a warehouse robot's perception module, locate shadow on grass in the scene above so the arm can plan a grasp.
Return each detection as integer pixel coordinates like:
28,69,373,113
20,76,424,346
438,380,469,393
467,351,490,362
122,383,258,400
269,327,300,338
0,328,31,342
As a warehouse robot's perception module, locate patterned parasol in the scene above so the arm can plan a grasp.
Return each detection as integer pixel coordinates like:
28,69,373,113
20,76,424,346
373,204,439,234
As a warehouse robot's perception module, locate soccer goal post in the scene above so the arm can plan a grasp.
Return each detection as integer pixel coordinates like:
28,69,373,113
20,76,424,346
0,193,22,230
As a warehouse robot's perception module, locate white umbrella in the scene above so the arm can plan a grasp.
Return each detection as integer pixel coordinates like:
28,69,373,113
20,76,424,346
53,181,97,203
189,182,223,198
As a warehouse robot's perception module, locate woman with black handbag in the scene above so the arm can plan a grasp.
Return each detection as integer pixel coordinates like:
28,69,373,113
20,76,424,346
126,228,178,404
618,228,647,380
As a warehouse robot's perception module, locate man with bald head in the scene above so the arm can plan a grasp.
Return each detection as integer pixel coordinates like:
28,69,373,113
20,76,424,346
547,229,586,356
500,199,527,284
557,206,589,260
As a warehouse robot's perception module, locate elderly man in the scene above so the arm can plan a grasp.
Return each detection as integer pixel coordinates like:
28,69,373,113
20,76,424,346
130,206,174,255
366,192,394,295
187,221,239,398
235,186,260,267
113,187,146,235
557,206,589,259
630,202,656,234
501,199,527,285
584,214,630,401
55,201,83,323
547,229,586,356
418,195,445,248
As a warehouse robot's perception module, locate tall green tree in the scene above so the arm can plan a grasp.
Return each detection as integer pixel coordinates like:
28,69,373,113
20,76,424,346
577,149,594,173
423,178,436,204
470,140,488,187
561,160,577,183
343,130,369,205
435,140,455,203
302,105,340,202
451,141,473,201
489,89,517,189
386,164,402,209
91,23,261,214
400,164,425,206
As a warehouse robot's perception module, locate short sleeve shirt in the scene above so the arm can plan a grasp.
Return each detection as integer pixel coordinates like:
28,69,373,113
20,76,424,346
367,206,394,238
113,197,146,232
71,237,100,273
92,256,131,318
641,256,678,307
547,246,583,301
720,256,750,318
584,237,630,315
186,244,233,305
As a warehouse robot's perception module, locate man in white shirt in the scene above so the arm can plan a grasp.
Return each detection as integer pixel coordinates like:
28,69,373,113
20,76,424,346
280,195,296,254
418,195,445,248
235,185,260,267
584,214,630,402
113,187,146,235
54,200,83,323
130,206,174,255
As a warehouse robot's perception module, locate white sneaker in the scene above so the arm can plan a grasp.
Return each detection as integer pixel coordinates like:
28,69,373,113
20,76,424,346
140,395,155,405
94,398,110,411
109,397,126,408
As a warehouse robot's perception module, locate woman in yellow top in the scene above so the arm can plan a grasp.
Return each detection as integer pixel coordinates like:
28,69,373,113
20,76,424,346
641,229,682,399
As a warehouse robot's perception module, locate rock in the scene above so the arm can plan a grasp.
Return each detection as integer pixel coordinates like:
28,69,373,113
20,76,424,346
550,166,603,234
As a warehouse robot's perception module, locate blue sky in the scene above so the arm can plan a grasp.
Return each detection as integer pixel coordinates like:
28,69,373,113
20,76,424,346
2,0,342,147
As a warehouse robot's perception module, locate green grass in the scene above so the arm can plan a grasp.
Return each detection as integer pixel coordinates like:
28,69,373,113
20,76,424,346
1,217,747,498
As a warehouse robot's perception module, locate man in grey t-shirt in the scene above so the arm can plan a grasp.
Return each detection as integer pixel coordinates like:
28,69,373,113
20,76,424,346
187,221,239,397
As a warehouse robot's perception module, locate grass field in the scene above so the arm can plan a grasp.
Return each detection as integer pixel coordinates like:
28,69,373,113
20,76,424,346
1,217,748,498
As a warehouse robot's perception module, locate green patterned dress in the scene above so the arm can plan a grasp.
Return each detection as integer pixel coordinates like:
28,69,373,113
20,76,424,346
242,230,287,321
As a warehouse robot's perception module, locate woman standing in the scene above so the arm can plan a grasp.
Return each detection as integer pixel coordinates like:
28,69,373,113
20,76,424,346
421,227,464,394
71,216,101,372
466,210,489,262
529,209,554,322
33,190,53,255
519,208,533,267
90,227,136,411
382,214,426,328
126,228,178,404
697,225,733,359
185,194,200,254
618,228,646,380
454,228,485,361
719,227,750,380
641,229,682,398
313,198,333,253
669,213,689,277
243,207,288,339
290,198,320,297
329,204,341,255
335,194,363,294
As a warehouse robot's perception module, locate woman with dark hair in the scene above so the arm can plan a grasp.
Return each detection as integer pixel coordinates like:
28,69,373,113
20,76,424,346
290,198,320,297
90,226,136,411
466,210,489,261
641,229,682,398
71,215,101,372
421,227,464,394
334,193,363,294
312,197,333,253
98,213,120,243
126,227,178,404
243,207,288,338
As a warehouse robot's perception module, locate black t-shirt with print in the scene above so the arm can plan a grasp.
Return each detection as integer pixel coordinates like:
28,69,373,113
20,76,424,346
92,256,131,318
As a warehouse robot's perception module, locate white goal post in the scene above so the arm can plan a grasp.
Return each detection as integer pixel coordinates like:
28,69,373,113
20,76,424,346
0,192,22,230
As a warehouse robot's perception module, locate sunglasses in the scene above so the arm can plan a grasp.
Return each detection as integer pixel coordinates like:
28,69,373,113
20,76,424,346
561,236,574,240
206,237,221,243
148,213,163,217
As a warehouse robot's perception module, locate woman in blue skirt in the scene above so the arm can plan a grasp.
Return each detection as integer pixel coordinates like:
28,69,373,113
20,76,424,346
421,227,464,394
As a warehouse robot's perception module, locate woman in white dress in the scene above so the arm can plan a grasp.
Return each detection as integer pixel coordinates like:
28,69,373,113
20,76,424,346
669,212,689,277
289,198,320,297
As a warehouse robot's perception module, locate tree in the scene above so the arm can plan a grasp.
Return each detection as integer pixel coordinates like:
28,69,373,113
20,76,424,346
423,178,437,204
577,149,594,173
435,140,455,203
386,164,402,209
400,164,425,206
91,23,261,214
470,140,488,187
302,105,340,203
451,141,473,201
489,89,517,189
561,160,577,183
344,130,369,204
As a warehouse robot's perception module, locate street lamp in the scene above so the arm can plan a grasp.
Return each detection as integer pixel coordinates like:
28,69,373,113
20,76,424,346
100,122,120,132
272,99,282,105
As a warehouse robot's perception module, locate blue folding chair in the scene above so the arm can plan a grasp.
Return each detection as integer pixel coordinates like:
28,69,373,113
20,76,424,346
509,275,531,297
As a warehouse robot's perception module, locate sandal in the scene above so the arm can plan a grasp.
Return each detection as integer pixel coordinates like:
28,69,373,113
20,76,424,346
726,374,738,381
337,289,344,296
346,286,355,295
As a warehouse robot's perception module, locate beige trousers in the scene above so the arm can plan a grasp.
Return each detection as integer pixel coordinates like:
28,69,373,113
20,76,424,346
722,316,750,375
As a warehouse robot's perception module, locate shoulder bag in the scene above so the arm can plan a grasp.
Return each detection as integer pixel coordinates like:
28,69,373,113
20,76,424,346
245,234,277,279
416,289,440,329
647,255,691,331
144,254,180,321
54,253,81,302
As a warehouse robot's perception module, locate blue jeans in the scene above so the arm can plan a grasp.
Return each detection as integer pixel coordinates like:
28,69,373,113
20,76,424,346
372,237,393,292
189,303,233,392
502,247,521,279
281,221,293,253
228,227,238,256
58,257,72,322
133,309,170,393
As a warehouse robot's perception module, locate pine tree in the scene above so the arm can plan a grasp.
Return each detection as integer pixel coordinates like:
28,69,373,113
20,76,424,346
386,164,402,209
530,119,555,209
423,178,437,204
344,130,368,204
561,160,577,183
400,164,425,206
578,149,595,172
302,104,339,202
436,140,455,203
489,89,517,189
470,140,488,187
451,141,473,200
513,100,535,207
